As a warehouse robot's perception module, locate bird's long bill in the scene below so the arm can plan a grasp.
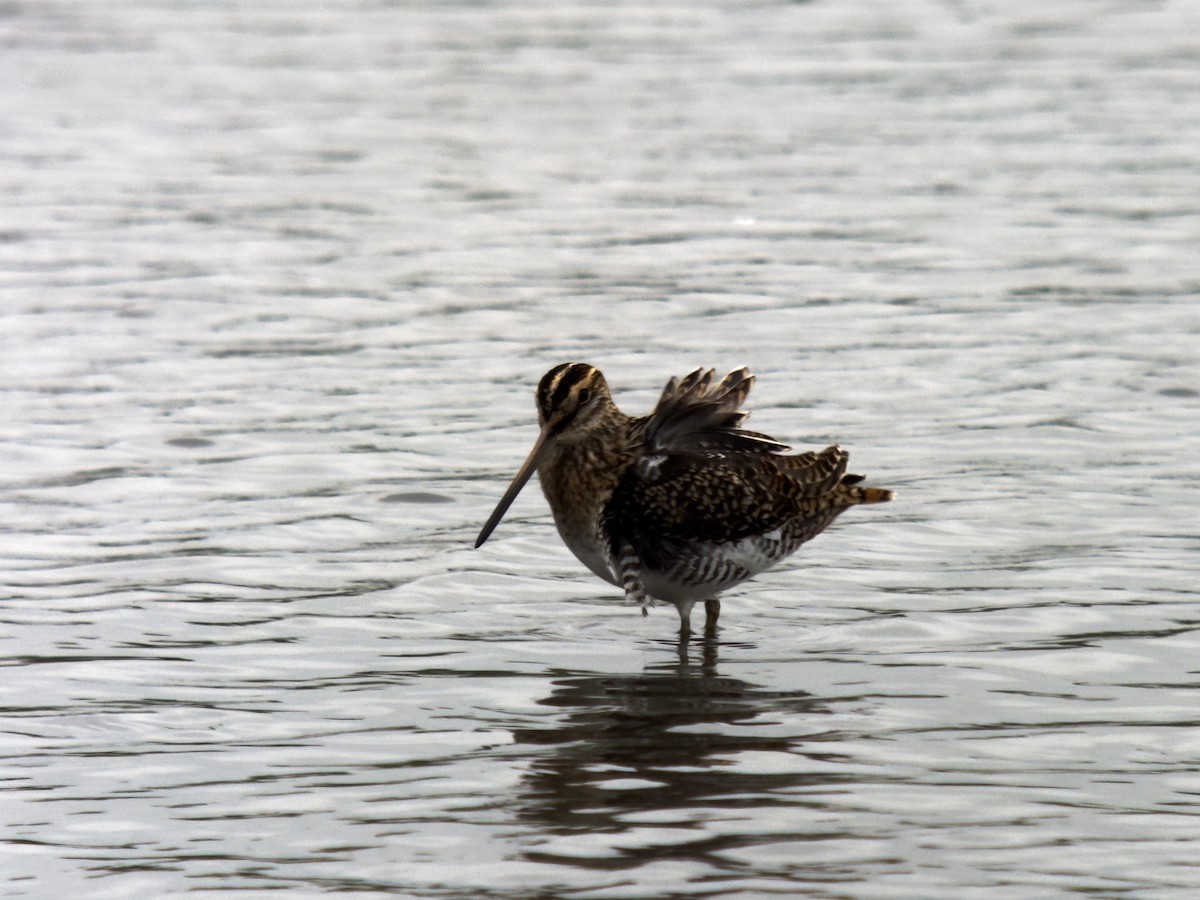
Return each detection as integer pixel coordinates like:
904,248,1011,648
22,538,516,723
475,424,554,548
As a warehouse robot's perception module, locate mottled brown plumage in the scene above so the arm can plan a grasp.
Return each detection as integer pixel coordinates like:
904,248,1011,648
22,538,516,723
476,363,893,634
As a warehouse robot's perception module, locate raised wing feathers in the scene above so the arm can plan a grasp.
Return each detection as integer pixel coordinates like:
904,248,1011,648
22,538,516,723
642,367,789,458
604,369,860,551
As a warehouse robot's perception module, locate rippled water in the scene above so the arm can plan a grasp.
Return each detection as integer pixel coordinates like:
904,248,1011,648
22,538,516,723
3,1,1199,897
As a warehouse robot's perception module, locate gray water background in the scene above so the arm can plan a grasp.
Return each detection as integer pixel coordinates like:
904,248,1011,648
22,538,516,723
2,1,1199,897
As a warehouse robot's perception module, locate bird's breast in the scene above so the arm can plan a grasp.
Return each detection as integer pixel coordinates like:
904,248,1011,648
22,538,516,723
536,438,629,585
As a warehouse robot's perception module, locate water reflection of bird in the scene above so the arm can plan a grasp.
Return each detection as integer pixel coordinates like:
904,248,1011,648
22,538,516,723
476,364,893,634
512,653,841,848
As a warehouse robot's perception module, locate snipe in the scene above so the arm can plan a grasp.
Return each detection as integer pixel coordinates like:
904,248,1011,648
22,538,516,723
475,363,894,634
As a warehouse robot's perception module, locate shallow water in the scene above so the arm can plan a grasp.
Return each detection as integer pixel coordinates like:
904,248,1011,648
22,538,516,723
2,1,1199,897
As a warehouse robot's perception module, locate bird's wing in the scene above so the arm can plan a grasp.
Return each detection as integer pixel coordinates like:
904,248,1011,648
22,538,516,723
640,367,789,458
605,370,844,558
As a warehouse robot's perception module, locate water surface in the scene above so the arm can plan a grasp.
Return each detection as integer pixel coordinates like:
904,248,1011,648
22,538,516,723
2,1,1199,897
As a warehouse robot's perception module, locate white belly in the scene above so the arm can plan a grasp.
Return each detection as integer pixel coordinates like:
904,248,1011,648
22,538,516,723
557,521,793,604
559,529,618,587
643,528,790,603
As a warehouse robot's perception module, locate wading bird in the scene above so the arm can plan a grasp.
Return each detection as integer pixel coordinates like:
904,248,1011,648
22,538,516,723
475,364,893,635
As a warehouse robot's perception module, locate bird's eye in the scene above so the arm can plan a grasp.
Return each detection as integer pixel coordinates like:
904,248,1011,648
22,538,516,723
578,388,591,405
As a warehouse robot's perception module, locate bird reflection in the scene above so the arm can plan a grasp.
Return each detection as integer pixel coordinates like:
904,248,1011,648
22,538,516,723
512,636,845,847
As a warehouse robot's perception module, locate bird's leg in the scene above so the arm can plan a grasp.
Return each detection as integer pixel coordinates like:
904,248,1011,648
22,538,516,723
615,544,651,616
704,598,720,635
675,600,696,636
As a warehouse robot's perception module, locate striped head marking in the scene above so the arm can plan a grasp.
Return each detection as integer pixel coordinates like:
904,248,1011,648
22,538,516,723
475,363,612,548
535,363,610,435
